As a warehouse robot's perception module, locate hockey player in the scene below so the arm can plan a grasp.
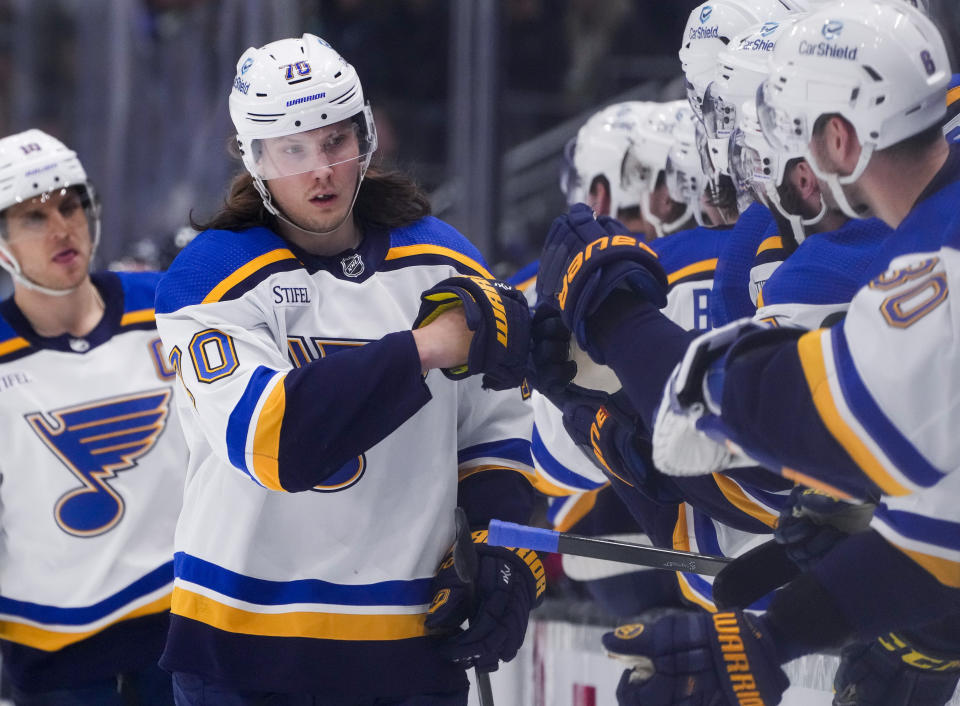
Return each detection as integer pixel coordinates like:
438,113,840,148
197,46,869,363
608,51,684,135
0,130,189,704
535,3,960,703
154,35,540,705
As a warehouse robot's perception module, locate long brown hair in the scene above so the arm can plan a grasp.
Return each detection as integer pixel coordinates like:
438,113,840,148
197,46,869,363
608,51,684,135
192,165,432,233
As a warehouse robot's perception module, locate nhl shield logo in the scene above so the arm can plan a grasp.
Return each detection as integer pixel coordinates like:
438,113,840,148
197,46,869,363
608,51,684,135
340,253,364,278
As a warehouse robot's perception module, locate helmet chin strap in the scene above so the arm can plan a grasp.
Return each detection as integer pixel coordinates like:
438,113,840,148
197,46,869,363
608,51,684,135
253,165,368,240
805,143,875,221
764,185,827,246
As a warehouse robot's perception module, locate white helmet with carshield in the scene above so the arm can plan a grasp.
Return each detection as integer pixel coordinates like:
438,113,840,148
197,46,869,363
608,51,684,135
229,33,378,224
758,0,950,218
571,101,653,216
0,129,100,295
679,0,800,120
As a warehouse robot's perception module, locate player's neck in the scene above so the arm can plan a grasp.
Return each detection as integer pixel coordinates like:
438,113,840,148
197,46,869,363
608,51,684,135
864,138,950,228
14,277,105,338
278,213,362,257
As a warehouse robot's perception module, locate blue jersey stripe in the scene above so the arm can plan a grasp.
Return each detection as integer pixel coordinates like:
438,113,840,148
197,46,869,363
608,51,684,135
832,326,944,489
225,366,278,479
531,426,604,491
874,507,960,551
458,438,532,466
0,562,173,625
174,553,433,607
692,510,723,557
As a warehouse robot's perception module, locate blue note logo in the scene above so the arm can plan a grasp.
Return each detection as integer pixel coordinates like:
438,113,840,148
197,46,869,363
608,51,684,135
822,20,843,40
28,389,172,537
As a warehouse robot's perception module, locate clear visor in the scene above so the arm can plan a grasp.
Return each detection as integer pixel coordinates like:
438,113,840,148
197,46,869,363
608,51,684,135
665,154,699,207
686,79,704,121
756,82,808,154
702,83,739,140
621,144,654,194
728,129,769,199
0,184,98,241
694,119,716,181
249,111,377,181
559,137,584,205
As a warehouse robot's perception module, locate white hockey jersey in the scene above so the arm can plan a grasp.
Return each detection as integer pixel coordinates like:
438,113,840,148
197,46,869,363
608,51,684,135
0,271,187,690
154,217,534,698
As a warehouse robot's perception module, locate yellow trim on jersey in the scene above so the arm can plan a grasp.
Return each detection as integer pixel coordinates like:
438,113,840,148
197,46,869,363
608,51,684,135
757,288,766,308
384,244,493,278
171,588,428,641
892,545,960,589
529,470,581,497
948,86,960,107
756,236,783,256
203,249,298,304
120,308,156,326
251,375,286,491
515,275,537,292
782,468,854,501
667,258,718,285
0,336,30,356
676,572,717,613
0,593,171,651
554,487,602,533
458,464,535,483
712,474,778,529
797,330,912,497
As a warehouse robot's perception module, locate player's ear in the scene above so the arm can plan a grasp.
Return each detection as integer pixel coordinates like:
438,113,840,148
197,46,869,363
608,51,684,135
588,180,611,218
791,160,819,201
823,115,861,176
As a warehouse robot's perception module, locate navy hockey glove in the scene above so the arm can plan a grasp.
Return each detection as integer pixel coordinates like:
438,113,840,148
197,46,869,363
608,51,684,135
834,634,960,706
425,528,546,672
602,611,790,706
414,275,531,390
536,204,668,362
526,303,577,405
774,487,875,570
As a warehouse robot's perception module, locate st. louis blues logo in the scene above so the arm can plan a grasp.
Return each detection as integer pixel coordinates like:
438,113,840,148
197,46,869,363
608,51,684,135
27,389,172,537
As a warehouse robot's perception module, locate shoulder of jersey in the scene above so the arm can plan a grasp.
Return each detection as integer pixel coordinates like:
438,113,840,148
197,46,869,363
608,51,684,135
0,309,29,363
652,226,725,289
380,215,492,278
111,270,164,331
155,227,299,315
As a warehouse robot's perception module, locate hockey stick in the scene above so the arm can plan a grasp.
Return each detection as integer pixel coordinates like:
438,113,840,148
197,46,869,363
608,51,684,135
487,520,732,576
453,508,495,706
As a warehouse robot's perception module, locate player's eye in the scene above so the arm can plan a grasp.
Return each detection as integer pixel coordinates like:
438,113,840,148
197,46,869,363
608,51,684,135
280,143,306,157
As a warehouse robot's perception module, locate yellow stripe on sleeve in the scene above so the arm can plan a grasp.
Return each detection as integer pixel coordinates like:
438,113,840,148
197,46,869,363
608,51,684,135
676,573,717,612
384,244,493,278
251,375,286,491
458,464,536,484
171,588,428,641
948,85,960,107
120,308,156,326
672,505,717,611
554,487,602,533
515,275,537,292
0,337,30,357
756,236,783,256
667,258,719,285
893,546,960,589
0,593,171,651
712,474,778,529
797,330,911,497
203,249,298,304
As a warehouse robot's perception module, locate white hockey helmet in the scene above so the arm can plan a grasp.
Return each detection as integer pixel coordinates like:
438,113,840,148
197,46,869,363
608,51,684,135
758,0,950,218
702,17,798,176
0,129,100,295
622,100,695,236
229,34,377,220
679,0,800,120
665,108,712,226
571,101,654,216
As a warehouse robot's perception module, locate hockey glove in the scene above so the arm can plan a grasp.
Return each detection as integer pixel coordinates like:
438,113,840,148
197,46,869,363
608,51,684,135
834,633,960,706
775,487,875,570
425,528,546,672
526,303,577,406
602,611,790,706
536,204,668,362
413,276,531,390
